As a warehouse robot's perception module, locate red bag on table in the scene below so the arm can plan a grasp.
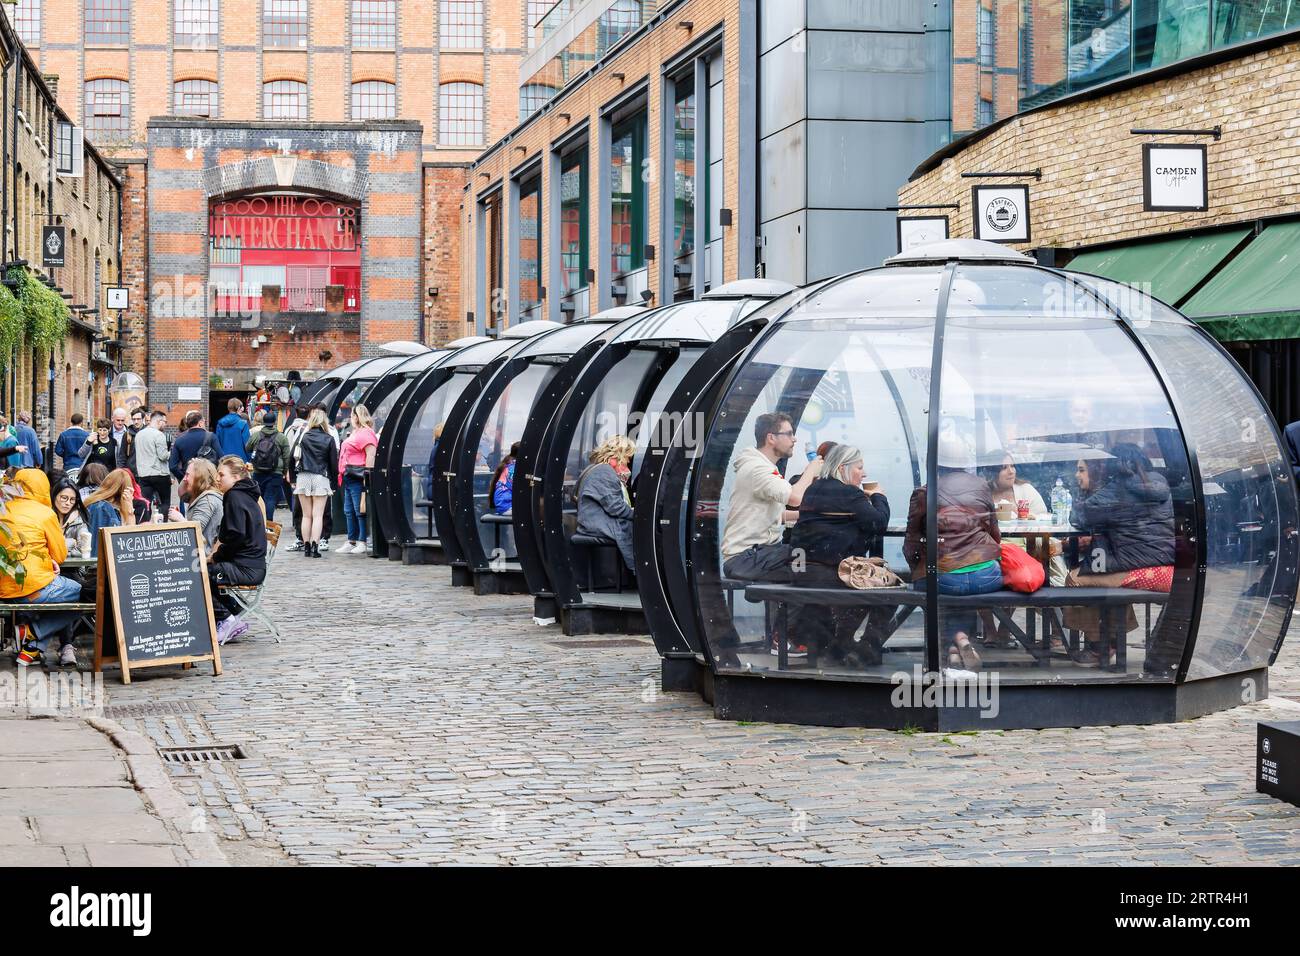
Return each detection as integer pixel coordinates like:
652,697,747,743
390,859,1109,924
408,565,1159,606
999,542,1045,593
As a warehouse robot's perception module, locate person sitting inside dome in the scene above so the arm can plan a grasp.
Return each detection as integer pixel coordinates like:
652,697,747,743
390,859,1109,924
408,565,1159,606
575,435,637,572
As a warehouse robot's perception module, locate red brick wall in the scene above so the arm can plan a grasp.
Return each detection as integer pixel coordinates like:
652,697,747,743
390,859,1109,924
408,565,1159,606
423,163,469,344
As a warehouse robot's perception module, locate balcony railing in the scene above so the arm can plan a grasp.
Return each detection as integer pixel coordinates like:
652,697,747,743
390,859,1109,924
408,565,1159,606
212,285,361,316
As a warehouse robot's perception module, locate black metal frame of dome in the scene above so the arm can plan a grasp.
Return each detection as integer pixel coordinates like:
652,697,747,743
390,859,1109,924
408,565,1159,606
520,281,796,634
371,332,549,564
635,240,1299,730
434,321,626,594
298,357,371,410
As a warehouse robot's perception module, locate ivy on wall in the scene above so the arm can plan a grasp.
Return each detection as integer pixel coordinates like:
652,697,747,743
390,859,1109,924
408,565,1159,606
0,282,21,366
5,266,70,357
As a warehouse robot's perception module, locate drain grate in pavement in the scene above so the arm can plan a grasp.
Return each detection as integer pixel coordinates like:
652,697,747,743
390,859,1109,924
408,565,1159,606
104,700,200,720
157,744,247,764
547,639,649,649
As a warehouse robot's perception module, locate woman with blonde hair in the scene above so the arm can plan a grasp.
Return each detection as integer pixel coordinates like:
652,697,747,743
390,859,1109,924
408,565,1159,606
168,458,224,547
292,408,338,558
575,434,637,571
337,404,378,553
84,468,136,556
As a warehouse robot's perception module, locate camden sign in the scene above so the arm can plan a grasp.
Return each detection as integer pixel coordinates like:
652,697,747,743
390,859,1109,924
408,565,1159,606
1143,144,1208,212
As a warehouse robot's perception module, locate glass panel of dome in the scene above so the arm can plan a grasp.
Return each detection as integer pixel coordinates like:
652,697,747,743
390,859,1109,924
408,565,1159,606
1068,273,1191,326
933,314,1193,682
1131,320,1299,680
692,318,934,676
613,300,739,343
400,373,476,538
948,266,1113,320
787,268,944,320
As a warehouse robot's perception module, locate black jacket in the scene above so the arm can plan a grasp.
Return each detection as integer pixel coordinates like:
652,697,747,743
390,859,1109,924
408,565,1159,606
170,427,216,480
790,477,890,567
81,437,119,471
118,424,142,472
295,428,338,488
1071,471,1175,572
217,477,267,573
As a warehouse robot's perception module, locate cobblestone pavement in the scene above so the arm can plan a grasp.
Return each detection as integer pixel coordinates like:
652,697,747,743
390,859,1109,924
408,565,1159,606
97,549,1300,865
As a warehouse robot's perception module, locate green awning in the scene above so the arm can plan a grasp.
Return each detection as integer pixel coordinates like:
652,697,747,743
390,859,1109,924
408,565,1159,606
1183,220,1300,342
1068,227,1250,307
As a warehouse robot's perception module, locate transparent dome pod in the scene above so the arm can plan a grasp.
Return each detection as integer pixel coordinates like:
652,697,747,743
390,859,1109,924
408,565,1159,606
329,356,412,435
373,336,529,554
436,321,626,590
530,283,796,632
652,241,1297,729
298,357,370,409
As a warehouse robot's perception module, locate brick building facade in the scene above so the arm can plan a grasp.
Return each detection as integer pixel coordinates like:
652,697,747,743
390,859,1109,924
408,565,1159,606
7,0,541,423
0,6,124,458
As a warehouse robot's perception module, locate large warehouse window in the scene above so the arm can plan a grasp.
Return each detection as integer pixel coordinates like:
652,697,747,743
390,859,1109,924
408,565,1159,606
440,0,483,49
558,147,588,295
14,0,41,46
263,79,307,120
526,0,550,49
438,81,483,146
351,80,396,119
263,0,308,48
175,0,219,47
519,83,556,121
83,79,131,140
609,111,647,277
174,79,219,117
352,0,395,47
85,0,130,44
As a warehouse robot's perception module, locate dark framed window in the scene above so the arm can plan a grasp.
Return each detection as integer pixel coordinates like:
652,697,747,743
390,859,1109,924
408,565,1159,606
351,0,395,48
263,79,307,120
85,0,130,45
609,112,647,276
263,0,307,48
351,80,396,119
977,96,994,127
83,79,130,141
438,81,483,145
175,0,218,47
558,147,588,294
14,0,42,46
518,175,542,315
174,79,219,117
439,0,483,49
671,76,695,261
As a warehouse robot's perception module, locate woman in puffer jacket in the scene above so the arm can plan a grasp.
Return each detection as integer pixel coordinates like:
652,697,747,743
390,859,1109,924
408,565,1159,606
1064,442,1175,666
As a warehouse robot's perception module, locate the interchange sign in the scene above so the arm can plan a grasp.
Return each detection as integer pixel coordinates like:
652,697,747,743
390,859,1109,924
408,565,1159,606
208,195,360,252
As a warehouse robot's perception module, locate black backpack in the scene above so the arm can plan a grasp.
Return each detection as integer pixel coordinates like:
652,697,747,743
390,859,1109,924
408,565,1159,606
194,431,220,466
251,430,280,472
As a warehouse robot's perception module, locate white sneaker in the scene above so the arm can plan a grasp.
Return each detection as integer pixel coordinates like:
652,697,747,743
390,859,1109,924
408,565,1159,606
351,543,369,555
336,542,356,554
318,539,330,552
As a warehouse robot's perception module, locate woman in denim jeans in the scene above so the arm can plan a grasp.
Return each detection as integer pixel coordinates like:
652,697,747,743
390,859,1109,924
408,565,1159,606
904,437,1003,671
337,405,378,554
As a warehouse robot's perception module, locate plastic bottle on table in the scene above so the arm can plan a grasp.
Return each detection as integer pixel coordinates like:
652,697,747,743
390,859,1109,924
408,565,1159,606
1050,478,1072,527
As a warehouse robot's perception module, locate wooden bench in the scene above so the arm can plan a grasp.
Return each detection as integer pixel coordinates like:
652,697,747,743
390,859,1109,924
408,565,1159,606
742,584,1169,672
0,602,97,655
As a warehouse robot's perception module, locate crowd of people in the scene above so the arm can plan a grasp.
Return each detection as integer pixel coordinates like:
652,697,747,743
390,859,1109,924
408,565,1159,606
0,391,376,666
715,412,1178,674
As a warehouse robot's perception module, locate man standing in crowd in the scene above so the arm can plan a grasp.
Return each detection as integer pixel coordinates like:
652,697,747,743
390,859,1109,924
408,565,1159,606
0,414,26,468
110,407,128,451
134,410,174,512
170,410,218,482
118,407,146,473
720,412,822,582
14,411,43,469
216,398,251,462
54,413,90,478
247,410,290,518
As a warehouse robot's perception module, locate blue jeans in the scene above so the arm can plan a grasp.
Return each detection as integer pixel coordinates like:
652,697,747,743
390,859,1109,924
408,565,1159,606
914,562,1004,642
342,475,366,543
254,471,283,519
21,575,85,649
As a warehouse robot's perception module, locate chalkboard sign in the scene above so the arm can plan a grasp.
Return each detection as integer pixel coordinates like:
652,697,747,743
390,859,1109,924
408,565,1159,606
93,522,222,683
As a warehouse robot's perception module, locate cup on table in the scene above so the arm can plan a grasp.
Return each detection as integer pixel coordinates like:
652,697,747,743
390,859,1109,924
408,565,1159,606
1016,499,1031,520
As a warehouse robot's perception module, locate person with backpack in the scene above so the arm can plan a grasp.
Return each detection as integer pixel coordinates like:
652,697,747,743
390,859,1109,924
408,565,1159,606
117,407,146,473
246,410,290,519
215,397,252,462
170,411,220,486
54,413,90,477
